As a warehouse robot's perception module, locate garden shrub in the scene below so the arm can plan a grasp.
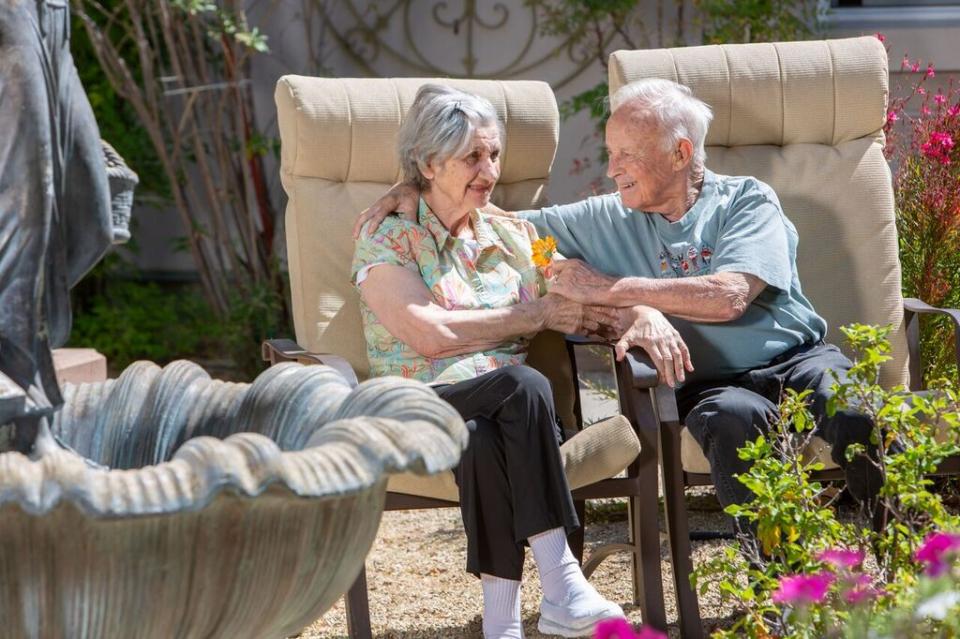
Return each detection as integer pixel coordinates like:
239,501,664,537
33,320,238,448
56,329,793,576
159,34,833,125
693,324,960,638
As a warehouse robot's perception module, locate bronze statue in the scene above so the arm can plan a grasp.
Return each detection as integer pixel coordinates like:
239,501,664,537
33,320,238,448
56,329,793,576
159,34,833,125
0,0,113,452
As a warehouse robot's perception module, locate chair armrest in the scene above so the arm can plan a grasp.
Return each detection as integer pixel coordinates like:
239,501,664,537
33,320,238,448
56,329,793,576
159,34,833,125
563,336,660,389
261,339,359,387
620,348,661,390
563,334,614,347
902,298,960,390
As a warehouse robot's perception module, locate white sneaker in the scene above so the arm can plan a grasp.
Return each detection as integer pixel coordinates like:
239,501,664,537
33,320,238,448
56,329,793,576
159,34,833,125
537,592,625,637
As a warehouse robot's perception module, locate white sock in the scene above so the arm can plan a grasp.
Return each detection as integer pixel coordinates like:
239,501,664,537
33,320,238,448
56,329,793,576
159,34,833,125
528,527,605,606
481,574,524,639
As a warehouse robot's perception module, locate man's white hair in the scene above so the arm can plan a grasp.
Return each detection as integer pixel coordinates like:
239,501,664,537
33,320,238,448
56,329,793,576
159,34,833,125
610,79,714,169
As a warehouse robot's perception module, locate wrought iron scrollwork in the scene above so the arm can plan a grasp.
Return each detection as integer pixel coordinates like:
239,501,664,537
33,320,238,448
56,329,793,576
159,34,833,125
319,0,614,90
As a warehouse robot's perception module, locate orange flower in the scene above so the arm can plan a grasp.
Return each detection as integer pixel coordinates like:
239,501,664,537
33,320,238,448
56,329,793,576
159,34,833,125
531,235,557,268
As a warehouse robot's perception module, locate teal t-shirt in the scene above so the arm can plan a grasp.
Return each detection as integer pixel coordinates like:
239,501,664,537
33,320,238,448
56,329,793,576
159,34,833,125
519,169,827,384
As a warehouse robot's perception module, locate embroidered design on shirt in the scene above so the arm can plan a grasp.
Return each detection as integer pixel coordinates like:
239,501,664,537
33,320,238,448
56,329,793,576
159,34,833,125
661,242,715,277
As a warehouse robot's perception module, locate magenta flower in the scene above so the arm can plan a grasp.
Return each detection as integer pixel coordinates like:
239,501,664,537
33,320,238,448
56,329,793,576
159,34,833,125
918,87,927,96
817,548,865,570
875,32,886,43
949,104,960,118
594,619,667,639
843,574,883,605
915,532,960,577
772,573,835,605
887,110,899,124
935,94,947,106
912,62,922,73
921,131,955,165
927,64,936,78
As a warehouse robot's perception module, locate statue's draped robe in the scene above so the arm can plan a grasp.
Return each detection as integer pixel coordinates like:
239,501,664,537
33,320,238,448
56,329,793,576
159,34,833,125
0,0,111,419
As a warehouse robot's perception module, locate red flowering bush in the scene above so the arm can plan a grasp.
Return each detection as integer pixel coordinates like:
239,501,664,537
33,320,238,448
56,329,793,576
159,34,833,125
884,51,960,384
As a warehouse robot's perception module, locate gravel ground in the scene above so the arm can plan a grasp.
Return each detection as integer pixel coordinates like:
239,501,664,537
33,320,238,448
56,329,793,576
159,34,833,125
298,491,736,639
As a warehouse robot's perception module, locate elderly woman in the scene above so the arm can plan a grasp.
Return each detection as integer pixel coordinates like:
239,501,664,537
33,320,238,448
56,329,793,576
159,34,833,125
351,85,623,639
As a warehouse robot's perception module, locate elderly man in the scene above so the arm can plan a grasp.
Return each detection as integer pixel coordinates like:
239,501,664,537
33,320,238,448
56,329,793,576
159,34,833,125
355,78,880,513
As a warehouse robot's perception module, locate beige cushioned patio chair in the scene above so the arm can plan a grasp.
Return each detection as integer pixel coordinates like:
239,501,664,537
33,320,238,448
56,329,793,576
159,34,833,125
270,77,651,638
607,35,960,638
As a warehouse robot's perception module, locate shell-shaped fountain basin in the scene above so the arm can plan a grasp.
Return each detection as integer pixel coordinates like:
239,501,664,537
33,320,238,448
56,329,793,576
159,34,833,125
0,360,467,638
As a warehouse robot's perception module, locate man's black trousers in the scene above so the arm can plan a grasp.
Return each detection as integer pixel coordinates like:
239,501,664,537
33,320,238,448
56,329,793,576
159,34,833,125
677,341,881,509
434,365,579,581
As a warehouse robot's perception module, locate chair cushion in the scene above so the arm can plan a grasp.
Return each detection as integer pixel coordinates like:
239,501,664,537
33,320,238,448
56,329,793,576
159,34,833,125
387,414,640,502
680,426,838,474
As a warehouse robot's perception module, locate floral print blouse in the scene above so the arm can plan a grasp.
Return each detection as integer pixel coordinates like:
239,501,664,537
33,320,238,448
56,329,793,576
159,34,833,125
351,198,547,385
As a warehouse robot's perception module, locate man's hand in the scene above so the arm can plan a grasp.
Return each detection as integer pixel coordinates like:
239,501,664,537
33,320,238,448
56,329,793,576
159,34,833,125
539,293,618,336
547,258,618,305
352,182,420,238
613,305,693,388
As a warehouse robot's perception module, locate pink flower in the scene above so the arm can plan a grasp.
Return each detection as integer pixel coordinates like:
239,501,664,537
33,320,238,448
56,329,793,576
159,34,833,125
915,532,960,577
772,573,835,605
921,131,955,165
843,574,883,605
918,87,927,96
912,62,922,73
927,64,936,78
902,56,911,70
594,619,667,639
948,104,960,118
887,110,899,124
935,94,947,105
817,548,865,570
875,32,886,43
922,106,932,116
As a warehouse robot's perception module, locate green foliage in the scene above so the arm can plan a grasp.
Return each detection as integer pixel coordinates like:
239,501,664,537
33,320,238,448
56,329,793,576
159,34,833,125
222,267,290,380
72,0,292,376
171,0,270,52
697,0,824,45
69,255,289,381
70,10,167,198
694,324,960,638
68,259,219,373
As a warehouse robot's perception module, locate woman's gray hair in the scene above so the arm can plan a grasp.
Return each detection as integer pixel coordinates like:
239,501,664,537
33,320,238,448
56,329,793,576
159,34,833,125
397,84,503,189
610,79,714,170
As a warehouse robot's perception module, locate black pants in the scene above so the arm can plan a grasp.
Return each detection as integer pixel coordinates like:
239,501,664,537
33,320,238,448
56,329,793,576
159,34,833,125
677,342,881,509
434,366,579,580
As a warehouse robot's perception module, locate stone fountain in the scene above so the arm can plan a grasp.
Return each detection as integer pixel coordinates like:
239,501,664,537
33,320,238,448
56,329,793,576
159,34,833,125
0,2,467,637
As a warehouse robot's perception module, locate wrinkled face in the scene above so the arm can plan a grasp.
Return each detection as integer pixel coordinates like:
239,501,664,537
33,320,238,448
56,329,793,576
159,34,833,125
424,124,501,212
605,108,677,212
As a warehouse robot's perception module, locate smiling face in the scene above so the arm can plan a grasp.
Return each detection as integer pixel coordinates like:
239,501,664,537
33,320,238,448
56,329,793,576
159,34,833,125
422,124,501,218
605,107,688,216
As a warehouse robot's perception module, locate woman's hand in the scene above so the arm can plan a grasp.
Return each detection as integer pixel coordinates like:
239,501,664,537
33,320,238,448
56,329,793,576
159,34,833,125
613,305,694,388
352,182,421,238
538,293,618,336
